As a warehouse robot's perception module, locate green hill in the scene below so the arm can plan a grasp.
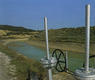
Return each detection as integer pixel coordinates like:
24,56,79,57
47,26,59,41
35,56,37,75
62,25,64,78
31,26,95,43
0,25,95,43
0,25,34,32
0,25,37,39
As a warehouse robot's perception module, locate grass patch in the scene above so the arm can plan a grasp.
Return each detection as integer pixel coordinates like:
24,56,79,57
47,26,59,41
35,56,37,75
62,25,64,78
0,42,46,80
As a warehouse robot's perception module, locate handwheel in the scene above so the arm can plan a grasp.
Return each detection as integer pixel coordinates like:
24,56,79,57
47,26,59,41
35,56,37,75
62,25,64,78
52,49,66,72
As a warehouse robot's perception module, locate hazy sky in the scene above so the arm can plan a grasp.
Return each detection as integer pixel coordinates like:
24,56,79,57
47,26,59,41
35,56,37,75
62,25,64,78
0,0,95,30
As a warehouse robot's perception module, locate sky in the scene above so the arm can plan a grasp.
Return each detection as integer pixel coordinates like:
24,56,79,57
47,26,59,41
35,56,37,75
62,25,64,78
0,0,95,30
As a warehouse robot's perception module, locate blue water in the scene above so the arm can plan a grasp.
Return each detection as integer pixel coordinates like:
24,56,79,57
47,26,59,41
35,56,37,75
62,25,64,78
8,42,45,60
8,41,95,72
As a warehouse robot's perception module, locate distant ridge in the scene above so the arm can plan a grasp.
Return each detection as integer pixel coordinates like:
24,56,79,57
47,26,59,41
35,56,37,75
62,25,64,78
32,26,95,43
0,25,95,43
0,25,35,32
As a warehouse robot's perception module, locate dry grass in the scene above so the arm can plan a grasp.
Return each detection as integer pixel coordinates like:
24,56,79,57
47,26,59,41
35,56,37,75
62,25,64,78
53,72,76,80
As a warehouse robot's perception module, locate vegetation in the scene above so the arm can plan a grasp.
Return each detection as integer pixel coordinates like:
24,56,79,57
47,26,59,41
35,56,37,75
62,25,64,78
31,26,95,43
0,42,46,80
0,25,34,32
1,25,95,44
0,25,39,39
0,25,95,80
0,24,95,53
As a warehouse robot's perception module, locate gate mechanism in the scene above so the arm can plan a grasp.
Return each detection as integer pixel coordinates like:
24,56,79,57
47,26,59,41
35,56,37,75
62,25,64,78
40,4,95,80
52,49,67,72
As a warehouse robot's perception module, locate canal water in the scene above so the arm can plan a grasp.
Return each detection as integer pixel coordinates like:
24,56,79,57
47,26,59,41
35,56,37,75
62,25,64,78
8,41,45,60
8,41,95,72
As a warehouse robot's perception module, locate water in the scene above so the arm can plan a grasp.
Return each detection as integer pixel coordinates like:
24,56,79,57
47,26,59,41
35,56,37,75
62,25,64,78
8,41,95,72
8,42,45,60
68,52,85,71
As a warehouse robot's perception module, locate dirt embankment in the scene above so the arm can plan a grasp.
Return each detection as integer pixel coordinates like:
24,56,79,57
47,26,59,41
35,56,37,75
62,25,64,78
3,38,28,45
26,40,95,54
0,52,17,80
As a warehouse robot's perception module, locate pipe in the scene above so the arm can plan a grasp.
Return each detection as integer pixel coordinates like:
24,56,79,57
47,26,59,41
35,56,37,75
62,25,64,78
85,4,90,72
44,17,53,80
44,17,50,59
65,51,68,72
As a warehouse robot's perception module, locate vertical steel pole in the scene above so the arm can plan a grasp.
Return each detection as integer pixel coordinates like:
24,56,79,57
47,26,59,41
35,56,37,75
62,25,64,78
44,17,52,80
85,4,90,72
65,51,68,72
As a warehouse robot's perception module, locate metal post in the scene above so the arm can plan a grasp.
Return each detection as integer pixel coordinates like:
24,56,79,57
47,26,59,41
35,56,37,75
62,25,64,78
75,4,95,80
44,17,53,80
65,51,68,72
85,4,90,72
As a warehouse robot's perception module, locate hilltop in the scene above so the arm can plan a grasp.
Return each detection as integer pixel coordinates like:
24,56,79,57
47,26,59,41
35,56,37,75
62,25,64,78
0,25,34,32
31,26,95,43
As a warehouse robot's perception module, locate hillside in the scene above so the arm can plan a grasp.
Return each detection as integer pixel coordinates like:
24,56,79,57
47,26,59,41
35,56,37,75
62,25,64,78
0,25,95,43
0,25,34,32
0,25,39,39
31,26,95,43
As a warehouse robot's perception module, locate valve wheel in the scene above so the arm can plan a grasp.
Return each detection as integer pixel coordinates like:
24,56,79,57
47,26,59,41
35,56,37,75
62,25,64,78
52,49,66,72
